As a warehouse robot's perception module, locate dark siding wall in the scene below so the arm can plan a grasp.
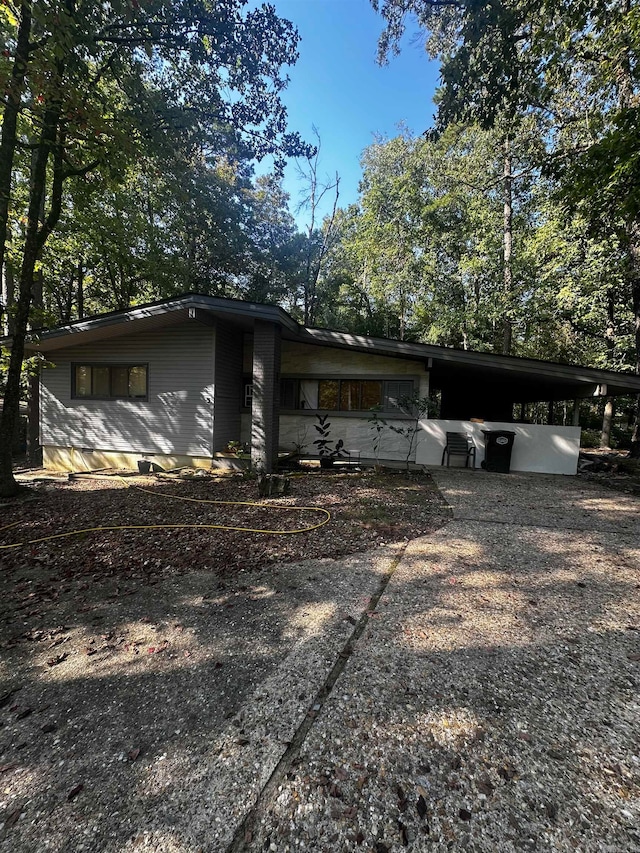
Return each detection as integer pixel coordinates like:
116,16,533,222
251,320,281,471
213,322,243,451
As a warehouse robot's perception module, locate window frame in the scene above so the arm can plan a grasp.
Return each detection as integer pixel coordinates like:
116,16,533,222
241,375,418,415
71,363,149,401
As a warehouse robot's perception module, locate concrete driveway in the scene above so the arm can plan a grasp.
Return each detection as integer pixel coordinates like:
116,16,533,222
233,470,640,853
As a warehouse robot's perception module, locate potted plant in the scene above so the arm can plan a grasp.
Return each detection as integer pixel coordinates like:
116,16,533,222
224,440,243,456
313,413,345,468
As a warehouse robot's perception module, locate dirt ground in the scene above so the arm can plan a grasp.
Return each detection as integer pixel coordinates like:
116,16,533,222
579,448,640,495
0,469,448,851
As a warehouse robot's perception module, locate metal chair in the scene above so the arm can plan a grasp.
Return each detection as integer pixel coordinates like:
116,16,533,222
441,432,476,468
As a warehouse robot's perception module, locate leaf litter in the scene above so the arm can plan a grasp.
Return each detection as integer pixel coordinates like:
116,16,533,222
0,468,449,851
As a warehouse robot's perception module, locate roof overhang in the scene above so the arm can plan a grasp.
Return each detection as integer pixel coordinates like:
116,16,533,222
10,294,301,353
299,328,640,401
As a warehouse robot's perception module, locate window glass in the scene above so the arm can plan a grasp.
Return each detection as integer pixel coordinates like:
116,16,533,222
128,366,146,398
300,379,318,409
318,380,339,410
361,380,383,409
111,366,129,397
384,380,414,411
340,380,360,411
93,367,110,396
75,366,91,396
72,365,147,399
280,378,299,409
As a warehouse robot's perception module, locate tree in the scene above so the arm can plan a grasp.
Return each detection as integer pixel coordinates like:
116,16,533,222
294,127,341,325
334,124,544,352
373,0,640,441
242,173,302,308
0,0,311,497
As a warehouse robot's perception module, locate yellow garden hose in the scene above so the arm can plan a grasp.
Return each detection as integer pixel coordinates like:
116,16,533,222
0,475,331,551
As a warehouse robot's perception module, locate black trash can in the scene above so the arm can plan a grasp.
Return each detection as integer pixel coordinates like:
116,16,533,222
481,430,516,473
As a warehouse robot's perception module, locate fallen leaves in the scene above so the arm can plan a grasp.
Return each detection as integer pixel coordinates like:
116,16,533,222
416,794,428,819
476,778,495,796
498,763,518,780
0,688,20,708
147,640,169,654
0,472,448,635
4,805,22,828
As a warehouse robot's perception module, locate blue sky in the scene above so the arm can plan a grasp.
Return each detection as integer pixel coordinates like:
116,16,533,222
257,0,441,228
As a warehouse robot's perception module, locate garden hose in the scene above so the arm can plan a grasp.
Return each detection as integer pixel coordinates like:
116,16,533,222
0,475,331,551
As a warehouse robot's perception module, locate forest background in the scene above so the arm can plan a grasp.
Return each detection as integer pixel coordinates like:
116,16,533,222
1,0,639,487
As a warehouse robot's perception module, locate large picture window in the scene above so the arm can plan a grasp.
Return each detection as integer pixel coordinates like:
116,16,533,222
318,379,384,411
73,364,148,400
242,377,415,412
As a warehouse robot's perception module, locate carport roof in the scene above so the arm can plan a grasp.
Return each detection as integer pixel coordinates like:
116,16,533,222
301,328,640,401
9,292,640,401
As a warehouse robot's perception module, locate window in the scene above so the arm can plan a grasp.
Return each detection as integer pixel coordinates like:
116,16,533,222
280,378,299,409
317,379,413,412
325,379,383,411
244,383,253,408
242,376,415,412
384,380,414,412
73,364,148,399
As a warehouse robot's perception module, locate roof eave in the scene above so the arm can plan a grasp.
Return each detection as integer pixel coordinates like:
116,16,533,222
14,294,300,351
301,328,640,394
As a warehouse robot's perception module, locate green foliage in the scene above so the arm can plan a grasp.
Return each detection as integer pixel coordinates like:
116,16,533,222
371,0,640,378
0,347,49,396
368,405,386,464
367,394,431,470
0,0,319,332
312,413,345,459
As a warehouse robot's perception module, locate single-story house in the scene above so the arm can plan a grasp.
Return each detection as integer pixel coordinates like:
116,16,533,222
9,293,640,475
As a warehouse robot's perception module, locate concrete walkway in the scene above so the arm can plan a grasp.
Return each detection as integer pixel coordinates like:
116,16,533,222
233,470,640,853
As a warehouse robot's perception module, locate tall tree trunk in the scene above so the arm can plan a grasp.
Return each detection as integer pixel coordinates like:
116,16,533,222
26,271,43,466
77,259,84,319
0,0,31,322
0,98,64,496
1,260,15,336
601,398,615,449
502,138,513,355
628,221,640,456
600,288,616,448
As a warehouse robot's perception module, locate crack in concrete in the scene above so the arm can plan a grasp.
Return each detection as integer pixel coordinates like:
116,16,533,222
225,543,409,853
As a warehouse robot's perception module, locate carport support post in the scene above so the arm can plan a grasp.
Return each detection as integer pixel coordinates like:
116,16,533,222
251,320,281,473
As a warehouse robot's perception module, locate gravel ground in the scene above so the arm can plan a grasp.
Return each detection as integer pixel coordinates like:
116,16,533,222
2,469,639,852
242,470,640,853
0,546,404,852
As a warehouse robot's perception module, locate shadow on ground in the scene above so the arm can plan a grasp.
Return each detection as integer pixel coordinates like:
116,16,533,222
1,471,639,852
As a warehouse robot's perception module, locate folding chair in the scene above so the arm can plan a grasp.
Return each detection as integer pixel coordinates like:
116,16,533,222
441,432,476,468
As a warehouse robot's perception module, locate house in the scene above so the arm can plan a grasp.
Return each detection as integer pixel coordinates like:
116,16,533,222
12,293,640,475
